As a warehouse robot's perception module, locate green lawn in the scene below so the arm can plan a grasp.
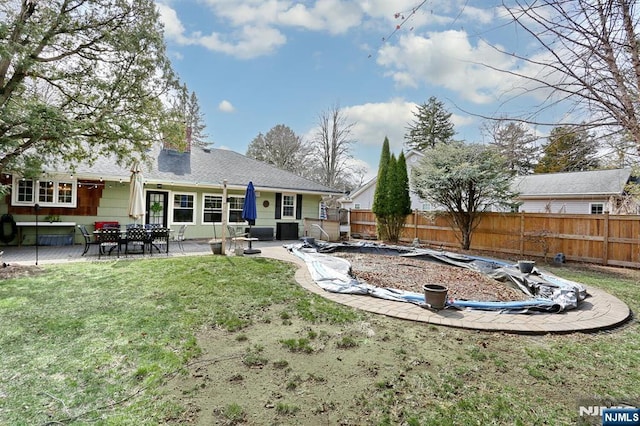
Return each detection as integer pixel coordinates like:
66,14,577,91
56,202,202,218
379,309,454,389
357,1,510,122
0,256,638,425
0,256,318,424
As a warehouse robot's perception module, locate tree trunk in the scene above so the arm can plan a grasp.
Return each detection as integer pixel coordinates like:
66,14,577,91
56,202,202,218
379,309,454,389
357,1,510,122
461,228,472,250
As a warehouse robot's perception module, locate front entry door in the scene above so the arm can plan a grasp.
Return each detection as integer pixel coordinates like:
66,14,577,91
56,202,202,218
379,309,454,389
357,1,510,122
146,191,169,227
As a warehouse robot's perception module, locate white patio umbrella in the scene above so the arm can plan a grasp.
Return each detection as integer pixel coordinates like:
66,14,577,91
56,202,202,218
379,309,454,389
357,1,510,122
128,162,145,223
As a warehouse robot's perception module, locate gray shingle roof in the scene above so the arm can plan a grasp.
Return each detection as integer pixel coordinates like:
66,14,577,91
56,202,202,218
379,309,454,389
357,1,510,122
512,168,632,197
74,144,341,194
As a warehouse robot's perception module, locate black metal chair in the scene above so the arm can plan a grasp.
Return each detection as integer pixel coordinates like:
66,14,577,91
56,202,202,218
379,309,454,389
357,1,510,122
149,227,170,255
125,226,148,255
97,229,121,258
78,224,99,256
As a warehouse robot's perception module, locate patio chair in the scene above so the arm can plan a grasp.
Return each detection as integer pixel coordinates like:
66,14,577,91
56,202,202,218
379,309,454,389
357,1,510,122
173,224,187,253
226,225,248,251
125,226,148,255
78,224,99,256
97,228,121,258
149,227,170,255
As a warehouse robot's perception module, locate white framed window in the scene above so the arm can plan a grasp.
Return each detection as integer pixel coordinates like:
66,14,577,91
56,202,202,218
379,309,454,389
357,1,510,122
354,203,361,210
282,194,295,218
590,203,605,214
422,202,433,211
203,194,223,223
12,177,77,208
202,194,245,223
172,192,196,224
228,196,245,223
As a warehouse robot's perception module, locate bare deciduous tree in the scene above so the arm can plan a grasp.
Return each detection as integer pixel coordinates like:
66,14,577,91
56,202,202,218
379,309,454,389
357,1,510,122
494,1,640,148
246,124,313,176
310,105,356,189
483,120,539,175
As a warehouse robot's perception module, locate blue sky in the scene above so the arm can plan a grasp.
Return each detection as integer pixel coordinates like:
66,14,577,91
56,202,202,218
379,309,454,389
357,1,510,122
155,1,562,180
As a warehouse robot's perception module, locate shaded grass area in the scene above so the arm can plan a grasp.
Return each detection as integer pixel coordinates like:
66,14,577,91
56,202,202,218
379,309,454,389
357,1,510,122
0,256,351,425
0,256,639,424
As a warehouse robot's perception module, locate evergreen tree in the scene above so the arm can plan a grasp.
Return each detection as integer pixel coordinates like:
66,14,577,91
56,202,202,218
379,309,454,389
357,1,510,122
186,91,209,148
372,138,391,239
485,121,539,175
405,96,455,151
372,139,411,242
385,151,412,242
535,126,600,173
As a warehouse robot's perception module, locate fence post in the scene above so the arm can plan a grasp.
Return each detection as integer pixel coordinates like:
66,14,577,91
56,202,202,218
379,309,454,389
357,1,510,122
520,212,525,256
603,211,609,265
414,209,418,239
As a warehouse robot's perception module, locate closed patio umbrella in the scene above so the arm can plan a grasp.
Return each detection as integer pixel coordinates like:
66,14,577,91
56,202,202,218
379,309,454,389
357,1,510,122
242,181,260,254
128,162,145,223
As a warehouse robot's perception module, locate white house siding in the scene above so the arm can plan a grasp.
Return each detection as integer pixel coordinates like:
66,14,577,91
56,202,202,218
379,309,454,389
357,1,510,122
352,183,376,210
345,150,429,211
519,198,610,214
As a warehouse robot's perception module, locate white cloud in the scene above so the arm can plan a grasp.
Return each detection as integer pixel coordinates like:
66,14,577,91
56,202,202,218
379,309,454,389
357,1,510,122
158,1,508,61
204,0,363,34
160,0,367,58
342,99,415,153
156,3,189,44
198,25,287,59
218,100,236,112
377,31,527,104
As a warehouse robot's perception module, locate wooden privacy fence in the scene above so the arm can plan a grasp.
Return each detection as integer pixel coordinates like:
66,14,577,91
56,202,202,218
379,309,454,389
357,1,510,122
349,210,640,268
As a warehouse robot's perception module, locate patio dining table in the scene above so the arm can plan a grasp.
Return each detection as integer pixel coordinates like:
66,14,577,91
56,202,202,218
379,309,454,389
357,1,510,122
92,227,172,256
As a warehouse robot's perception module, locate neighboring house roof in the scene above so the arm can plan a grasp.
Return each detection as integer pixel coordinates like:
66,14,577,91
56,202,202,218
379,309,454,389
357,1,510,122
344,177,376,202
512,168,632,198
69,144,341,195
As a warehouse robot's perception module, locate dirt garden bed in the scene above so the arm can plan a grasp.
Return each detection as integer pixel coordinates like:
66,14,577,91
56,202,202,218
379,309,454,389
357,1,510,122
331,252,529,302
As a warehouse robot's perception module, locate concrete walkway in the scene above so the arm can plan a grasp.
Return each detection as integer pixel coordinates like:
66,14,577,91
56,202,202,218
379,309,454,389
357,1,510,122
1,241,632,334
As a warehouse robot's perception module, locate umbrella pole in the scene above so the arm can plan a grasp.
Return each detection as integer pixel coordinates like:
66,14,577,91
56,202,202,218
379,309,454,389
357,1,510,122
244,223,261,254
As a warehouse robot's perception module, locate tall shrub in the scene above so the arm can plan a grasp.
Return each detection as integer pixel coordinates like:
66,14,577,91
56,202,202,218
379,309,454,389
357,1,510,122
372,138,391,239
373,139,411,242
385,151,412,242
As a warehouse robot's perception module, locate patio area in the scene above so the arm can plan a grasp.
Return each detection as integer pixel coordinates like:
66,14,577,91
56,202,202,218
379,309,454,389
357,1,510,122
0,238,287,265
